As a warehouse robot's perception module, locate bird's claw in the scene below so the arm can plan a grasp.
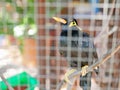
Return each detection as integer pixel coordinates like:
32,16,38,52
64,69,77,85
81,65,88,76
94,66,98,70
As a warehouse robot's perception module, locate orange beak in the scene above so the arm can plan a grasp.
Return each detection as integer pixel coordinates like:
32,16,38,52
52,17,67,24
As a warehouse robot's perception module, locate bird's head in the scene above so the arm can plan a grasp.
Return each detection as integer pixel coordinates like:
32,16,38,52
52,17,78,26
69,19,78,27
69,19,82,31
52,17,82,31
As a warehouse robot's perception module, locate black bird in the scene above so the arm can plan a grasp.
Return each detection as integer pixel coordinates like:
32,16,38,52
53,17,98,90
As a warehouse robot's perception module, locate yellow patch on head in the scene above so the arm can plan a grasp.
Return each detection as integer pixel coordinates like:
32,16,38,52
69,21,77,27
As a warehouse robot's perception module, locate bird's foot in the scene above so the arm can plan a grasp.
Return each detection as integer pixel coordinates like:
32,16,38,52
94,66,99,75
81,65,88,76
94,66,98,70
64,68,77,85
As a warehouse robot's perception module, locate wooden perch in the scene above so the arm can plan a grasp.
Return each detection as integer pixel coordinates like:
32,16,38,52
56,43,120,90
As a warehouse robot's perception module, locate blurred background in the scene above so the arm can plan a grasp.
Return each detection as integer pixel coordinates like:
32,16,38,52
0,0,120,90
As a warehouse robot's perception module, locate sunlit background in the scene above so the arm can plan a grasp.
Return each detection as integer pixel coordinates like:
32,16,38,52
0,0,120,90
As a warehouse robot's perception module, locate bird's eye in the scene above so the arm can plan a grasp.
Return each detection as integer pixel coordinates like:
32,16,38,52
73,22,76,25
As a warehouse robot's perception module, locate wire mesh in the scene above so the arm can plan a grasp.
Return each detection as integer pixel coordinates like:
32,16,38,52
0,0,120,90
36,0,120,90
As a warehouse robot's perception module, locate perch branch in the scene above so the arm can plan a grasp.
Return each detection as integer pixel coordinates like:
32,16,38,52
56,43,120,90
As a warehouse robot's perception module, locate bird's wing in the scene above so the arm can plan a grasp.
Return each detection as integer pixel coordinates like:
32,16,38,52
78,34,98,60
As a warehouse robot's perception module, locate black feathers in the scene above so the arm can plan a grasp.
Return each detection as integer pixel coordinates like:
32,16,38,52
59,26,98,67
58,18,98,90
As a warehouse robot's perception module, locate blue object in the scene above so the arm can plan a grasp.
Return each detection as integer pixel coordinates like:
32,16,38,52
89,0,100,14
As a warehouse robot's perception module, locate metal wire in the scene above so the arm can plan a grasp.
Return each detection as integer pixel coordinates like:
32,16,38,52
0,0,120,90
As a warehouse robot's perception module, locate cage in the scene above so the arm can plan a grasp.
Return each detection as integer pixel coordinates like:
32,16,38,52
0,0,120,90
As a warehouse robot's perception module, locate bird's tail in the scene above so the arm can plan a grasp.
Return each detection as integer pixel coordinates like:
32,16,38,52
80,72,91,90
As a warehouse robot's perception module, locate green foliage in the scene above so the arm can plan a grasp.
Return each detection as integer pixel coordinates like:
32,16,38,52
47,0,56,2
0,0,36,53
16,0,35,25
0,0,35,36
0,9,15,35
4,0,12,3
16,6,24,14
